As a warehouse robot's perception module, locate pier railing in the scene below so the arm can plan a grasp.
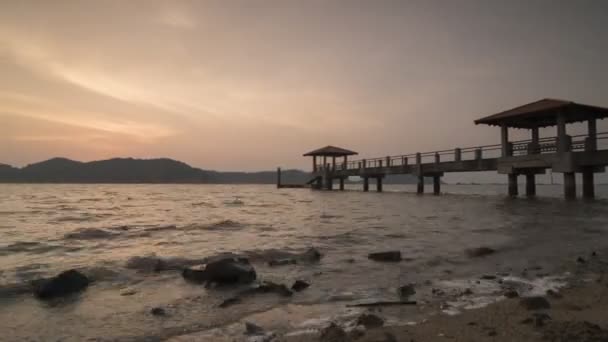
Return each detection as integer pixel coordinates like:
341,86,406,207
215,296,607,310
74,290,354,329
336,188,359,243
315,131,608,172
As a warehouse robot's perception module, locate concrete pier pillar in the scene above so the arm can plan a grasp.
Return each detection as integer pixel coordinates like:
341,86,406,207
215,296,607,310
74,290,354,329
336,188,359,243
433,176,440,195
324,177,333,191
582,169,595,199
454,148,462,162
363,177,369,192
525,174,536,197
315,177,322,189
417,175,424,194
564,172,576,199
276,167,281,188
376,177,383,192
501,124,510,157
508,174,518,197
339,178,345,191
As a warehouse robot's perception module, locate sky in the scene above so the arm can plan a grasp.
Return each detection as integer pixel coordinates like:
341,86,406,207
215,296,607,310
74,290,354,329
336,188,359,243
1,0,608,172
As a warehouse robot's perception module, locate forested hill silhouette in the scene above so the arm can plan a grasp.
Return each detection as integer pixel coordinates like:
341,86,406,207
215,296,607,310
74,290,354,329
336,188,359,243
0,157,311,184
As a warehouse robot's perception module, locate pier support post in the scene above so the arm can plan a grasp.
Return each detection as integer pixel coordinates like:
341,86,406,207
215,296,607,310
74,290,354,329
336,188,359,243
376,177,383,192
582,169,594,199
433,175,440,195
508,174,518,197
339,177,345,191
277,167,281,188
417,175,424,194
363,177,369,192
525,174,536,197
564,172,576,200
324,177,333,191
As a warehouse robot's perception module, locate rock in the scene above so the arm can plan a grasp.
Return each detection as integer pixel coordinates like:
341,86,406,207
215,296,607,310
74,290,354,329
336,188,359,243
592,251,597,257
577,257,586,264
291,280,310,292
125,256,164,273
256,281,293,297
533,313,551,327
520,296,551,310
462,288,473,296
398,284,416,298
34,269,90,299
368,251,402,262
120,290,137,296
504,290,519,298
150,307,166,316
520,317,534,325
546,289,563,299
300,247,322,262
320,323,347,342
487,330,497,336
542,320,608,341
245,321,265,335
356,313,384,328
268,259,297,267
465,247,495,258
481,274,497,280
219,296,242,308
182,257,256,285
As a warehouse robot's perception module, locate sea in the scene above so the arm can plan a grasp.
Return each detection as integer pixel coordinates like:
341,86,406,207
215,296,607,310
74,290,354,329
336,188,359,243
1,183,608,341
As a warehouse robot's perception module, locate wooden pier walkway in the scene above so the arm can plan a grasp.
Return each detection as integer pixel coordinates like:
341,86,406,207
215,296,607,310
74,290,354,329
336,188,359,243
280,99,608,199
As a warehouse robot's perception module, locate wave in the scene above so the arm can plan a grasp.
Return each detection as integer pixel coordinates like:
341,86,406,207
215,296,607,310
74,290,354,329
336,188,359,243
125,255,202,273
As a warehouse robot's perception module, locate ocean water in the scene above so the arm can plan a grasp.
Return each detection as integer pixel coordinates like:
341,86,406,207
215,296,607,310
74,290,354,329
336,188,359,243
1,183,608,341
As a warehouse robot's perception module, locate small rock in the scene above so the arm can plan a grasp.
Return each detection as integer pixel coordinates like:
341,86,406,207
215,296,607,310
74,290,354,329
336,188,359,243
504,290,519,298
487,330,497,336
250,281,293,297
120,290,137,296
245,321,264,335
520,296,551,310
182,256,256,285
432,288,445,296
481,274,497,280
546,289,562,299
399,284,416,298
150,307,166,316
467,322,478,326
368,251,402,262
592,251,597,257
520,317,534,324
300,247,322,262
219,296,242,308
465,247,495,258
533,313,551,327
577,257,586,264
462,288,473,296
356,313,384,328
291,280,310,292
33,269,90,299
320,323,347,342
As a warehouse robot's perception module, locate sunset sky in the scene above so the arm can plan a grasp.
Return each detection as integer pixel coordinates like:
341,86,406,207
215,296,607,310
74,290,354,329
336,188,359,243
1,0,607,171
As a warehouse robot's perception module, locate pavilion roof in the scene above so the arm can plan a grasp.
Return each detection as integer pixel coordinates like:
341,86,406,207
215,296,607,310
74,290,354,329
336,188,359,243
474,98,608,129
303,145,358,157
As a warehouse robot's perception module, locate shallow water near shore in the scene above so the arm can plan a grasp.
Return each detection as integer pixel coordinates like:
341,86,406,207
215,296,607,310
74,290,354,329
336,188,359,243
1,183,608,341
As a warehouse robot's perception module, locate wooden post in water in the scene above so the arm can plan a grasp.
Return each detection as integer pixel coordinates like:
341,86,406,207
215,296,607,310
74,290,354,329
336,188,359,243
416,153,424,194
339,177,345,191
525,173,536,197
508,174,518,197
582,168,595,199
276,167,281,188
363,177,369,192
433,175,440,195
376,177,383,192
564,172,576,199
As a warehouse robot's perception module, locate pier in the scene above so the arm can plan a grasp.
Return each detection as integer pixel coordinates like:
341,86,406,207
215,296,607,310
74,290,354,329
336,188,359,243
293,99,608,199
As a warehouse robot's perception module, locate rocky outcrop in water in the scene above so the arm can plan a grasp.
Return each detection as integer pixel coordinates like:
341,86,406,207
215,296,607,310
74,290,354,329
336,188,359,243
291,280,310,292
465,247,496,258
182,257,256,285
33,269,90,299
267,247,322,267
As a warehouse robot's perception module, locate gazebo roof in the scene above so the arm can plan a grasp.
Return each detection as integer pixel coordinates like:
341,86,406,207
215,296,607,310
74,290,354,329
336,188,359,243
303,145,358,157
474,98,608,129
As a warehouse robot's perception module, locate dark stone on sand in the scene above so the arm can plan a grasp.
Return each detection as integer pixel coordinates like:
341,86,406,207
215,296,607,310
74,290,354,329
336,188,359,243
291,280,310,292
182,257,256,285
487,330,497,336
520,296,551,310
481,274,497,280
399,284,416,298
577,257,586,264
356,313,384,328
249,281,293,297
245,321,264,335
546,289,563,299
520,317,534,325
368,251,402,262
462,288,473,296
504,290,519,298
34,269,90,299
465,247,496,258
592,251,597,257
320,323,347,342
150,307,166,316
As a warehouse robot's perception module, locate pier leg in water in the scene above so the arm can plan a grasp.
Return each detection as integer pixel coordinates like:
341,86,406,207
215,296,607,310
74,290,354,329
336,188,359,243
376,177,383,192
508,174,518,197
363,177,369,192
339,178,345,191
324,177,333,191
417,175,424,194
564,172,576,199
525,174,536,197
433,175,441,195
582,169,594,199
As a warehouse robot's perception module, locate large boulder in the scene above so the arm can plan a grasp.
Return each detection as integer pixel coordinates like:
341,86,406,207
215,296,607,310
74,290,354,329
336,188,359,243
182,257,256,285
34,269,90,299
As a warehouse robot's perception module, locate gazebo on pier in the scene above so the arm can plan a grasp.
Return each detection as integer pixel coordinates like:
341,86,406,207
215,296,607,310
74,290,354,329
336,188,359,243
303,145,358,190
475,98,608,199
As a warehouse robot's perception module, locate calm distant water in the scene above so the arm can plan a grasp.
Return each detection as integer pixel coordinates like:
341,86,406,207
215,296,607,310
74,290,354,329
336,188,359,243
1,183,608,341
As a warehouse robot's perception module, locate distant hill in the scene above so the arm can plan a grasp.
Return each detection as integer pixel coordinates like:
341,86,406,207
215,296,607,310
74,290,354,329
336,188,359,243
0,157,422,184
0,157,311,184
